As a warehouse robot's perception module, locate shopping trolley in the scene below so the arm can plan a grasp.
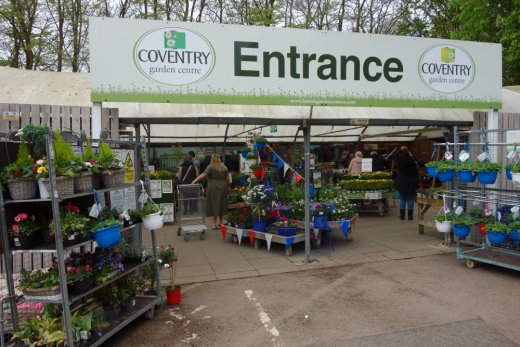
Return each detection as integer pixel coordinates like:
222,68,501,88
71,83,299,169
177,184,207,241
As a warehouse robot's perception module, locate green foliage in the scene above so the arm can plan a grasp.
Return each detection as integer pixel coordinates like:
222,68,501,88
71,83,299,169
98,141,125,170
20,124,48,158
424,161,438,167
340,179,394,191
245,152,257,159
18,268,60,290
3,143,35,180
451,213,475,227
456,161,477,171
484,221,510,234
435,160,456,173
228,190,244,204
91,218,120,232
150,170,175,179
53,131,76,176
71,311,93,339
140,203,163,217
509,220,520,230
433,211,455,222
82,140,97,161
11,314,65,347
158,245,177,268
50,210,91,239
472,161,502,172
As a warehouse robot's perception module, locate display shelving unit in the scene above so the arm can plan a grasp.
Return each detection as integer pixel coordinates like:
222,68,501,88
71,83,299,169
431,127,520,271
0,131,162,346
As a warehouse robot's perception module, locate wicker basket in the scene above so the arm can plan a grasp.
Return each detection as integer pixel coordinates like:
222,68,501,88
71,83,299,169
42,176,74,197
92,173,101,189
22,285,61,301
6,178,37,200
101,170,125,188
74,171,93,193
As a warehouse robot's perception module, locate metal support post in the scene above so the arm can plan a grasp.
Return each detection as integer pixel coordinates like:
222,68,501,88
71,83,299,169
303,121,311,262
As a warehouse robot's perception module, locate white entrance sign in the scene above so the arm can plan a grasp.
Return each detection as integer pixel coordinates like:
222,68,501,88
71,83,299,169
361,158,372,172
90,17,501,109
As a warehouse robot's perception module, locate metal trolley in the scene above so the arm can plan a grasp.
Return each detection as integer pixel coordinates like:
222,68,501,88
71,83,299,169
177,184,207,241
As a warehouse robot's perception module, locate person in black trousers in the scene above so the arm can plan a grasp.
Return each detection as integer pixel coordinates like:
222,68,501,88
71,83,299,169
393,146,419,220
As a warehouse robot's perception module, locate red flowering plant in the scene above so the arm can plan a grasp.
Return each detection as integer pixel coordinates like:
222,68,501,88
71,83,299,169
312,204,333,219
65,252,94,283
49,204,91,239
226,206,253,228
10,213,39,237
2,144,37,182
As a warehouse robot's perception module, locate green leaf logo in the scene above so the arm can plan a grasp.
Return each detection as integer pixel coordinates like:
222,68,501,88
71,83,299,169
441,47,455,63
164,30,186,49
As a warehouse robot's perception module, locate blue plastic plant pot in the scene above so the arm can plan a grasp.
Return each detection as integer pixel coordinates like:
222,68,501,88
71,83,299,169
486,231,507,244
476,171,498,185
241,150,249,159
252,219,267,232
458,170,476,183
253,142,268,157
510,229,520,242
426,166,437,178
92,224,121,248
277,227,298,237
506,167,512,180
313,215,328,229
452,225,470,238
436,170,454,182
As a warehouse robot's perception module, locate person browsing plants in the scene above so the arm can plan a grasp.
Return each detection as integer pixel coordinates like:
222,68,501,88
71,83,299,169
192,154,229,230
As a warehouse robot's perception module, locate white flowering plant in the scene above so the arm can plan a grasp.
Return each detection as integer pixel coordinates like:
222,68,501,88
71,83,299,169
331,197,357,220
157,245,177,269
247,184,271,220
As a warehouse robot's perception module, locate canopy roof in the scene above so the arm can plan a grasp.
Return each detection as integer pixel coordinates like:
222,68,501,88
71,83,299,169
0,66,516,143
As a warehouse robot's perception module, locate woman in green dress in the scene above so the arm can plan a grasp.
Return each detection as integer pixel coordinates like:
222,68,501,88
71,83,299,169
192,154,229,229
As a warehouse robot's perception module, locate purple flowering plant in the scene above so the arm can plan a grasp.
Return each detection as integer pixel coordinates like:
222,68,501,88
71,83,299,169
92,248,124,284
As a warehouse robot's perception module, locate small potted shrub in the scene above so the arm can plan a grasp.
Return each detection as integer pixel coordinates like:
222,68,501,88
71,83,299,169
508,220,520,242
158,245,181,305
98,141,126,188
50,205,91,247
484,220,510,244
2,143,38,200
39,131,76,196
140,203,164,230
71,311,93,343
451,213,475,238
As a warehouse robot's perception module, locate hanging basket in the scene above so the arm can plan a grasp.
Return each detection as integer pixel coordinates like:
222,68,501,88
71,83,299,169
142,212,164,230
92,224,121,248
436,170,455,182
6,178,37,200
476,171,498,185
435,220,452,233
74,171,93,193
452,224,470,238
101,170,125,188
510,229,520,242
486,231,507,244
506,168,512,180
426,166,437,178
42,176,74,197
458,170,476,183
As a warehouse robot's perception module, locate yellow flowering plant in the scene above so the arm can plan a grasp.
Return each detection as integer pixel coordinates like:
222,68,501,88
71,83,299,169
35,158,49,179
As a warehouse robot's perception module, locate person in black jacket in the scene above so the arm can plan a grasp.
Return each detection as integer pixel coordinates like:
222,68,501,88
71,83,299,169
393,146,419,220
371,150,387,172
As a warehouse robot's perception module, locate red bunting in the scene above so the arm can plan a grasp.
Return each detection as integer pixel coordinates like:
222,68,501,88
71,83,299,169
220,225,227,241
260,167,265,181
248,231,256,247
295,174,302,185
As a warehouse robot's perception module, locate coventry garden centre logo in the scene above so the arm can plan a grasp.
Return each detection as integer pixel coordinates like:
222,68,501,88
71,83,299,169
419,45,475,93
134,27,215,86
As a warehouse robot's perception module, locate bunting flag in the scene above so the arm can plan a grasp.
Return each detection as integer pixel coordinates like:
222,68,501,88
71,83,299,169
277,160,284,170
265,233,273,251
248,231,256,247
339,220,351,238
236,228,243,245
272,152,278,163
220,224,228,241
309,185,315,199
285,236,294,251
283,163,290,176
295,174,303,185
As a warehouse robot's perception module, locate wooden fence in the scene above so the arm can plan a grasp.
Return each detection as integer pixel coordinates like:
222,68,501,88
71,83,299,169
0,103,119,140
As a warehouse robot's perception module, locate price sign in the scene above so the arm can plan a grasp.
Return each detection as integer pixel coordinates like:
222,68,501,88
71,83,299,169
365,192,382,199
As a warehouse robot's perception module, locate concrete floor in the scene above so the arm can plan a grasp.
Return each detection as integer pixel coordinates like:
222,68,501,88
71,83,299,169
144,202,452,286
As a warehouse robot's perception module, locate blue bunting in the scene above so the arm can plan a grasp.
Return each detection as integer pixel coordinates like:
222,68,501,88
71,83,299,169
309,185,315,199
277,159,284,170
272,152,278,163
285,236,294,250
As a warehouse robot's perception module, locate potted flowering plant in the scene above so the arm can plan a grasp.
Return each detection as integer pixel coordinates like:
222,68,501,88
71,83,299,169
91,218,121,249
2,143,38,200
92,248,124,284
451,213,475,238
65,252,95,294
17,267,61,298
312,203,333,228
139,203,164,230
249,131,268,155
82,139,103,188
34,157,50,198
484,220,510,244
9,213,39,249
247,184,269,231
158,245,181,305
98,141,126,188
50,205,91,247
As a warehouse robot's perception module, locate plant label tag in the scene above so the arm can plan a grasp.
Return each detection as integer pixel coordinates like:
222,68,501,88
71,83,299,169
444,151,453,160
122,210,131,221
459,151,470,162
514,211,520,220
442,205,450,213
510,206,519,214
507,151,517,160
498,212,502,221
455,206,463,215
89,203,100,218
138,192,147,204
477,152,489,162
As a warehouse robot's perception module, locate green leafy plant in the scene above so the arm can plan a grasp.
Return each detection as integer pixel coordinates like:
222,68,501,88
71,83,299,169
19,124,48,158
436,160,457,173
98,141,125,171
18,268,60,291
2,143,36,181
473,160,502,172
71,311,93,341
50,207,91,239
66,265,93,283
424,161,438,167
433,211,456,222
11,314,65,347
53,131,76,177
451,213,475,227
157,245,177,268
249,163,263,170
245,152,257,160
484,221,510,234
91,218,120,233
509,220,520,230
455,161,477,171
507,162,520,173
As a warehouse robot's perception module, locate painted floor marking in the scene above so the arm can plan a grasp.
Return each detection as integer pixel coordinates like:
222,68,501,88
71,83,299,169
245,290,283,346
